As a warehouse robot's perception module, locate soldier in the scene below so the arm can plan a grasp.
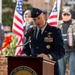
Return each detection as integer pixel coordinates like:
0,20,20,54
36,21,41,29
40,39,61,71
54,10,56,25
23,10,34,45
58,8,75,75
23,10,34,34
21,7,65,75
0,23,4,50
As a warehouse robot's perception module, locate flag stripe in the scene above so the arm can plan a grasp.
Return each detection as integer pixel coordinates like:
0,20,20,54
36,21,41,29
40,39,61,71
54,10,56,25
48,15,57,19
13,24,23,36
12,29,23,37
17,37,22,45
12,27,23,37
15,37,23,56
13,11,23,34
13,22,23,32
47,17,57,22
48,22,57,26
14,15,22,24
15,48,22,56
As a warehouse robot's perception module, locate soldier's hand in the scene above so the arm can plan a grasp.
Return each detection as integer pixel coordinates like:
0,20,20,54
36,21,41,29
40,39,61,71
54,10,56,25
21,54,27,56
37,53,50,60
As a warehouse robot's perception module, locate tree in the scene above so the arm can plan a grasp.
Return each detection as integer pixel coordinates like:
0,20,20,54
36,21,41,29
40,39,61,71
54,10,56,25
2,0,32,28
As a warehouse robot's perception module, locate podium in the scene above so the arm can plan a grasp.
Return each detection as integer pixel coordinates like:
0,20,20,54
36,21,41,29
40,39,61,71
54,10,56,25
8,56,55,75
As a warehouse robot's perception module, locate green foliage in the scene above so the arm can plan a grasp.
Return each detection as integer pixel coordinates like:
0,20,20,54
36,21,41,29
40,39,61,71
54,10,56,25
2,0,13,8
26,4,32,10
2,33,17,56
2,12,13,26
2,0,15,26
22,4,32,12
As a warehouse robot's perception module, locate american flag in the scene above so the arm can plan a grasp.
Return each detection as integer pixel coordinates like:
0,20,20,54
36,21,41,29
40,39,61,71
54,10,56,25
47,0,61,26
12,0,24,56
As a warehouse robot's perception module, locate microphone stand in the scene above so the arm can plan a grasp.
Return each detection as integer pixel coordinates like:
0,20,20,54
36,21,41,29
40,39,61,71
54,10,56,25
14,38,31,49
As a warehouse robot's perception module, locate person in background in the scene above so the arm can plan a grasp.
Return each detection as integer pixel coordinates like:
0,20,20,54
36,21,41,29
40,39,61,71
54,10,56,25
21,7,65,75
58,8,75,75
23,10,34,35
23,10,34,44
0,23,4,50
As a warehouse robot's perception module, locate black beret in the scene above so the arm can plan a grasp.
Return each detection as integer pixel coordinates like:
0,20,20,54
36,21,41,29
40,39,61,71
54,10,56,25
31,8,43,18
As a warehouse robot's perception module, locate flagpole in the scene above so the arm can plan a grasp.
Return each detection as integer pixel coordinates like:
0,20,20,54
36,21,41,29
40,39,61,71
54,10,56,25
58,0,61,21
0,0,2,23
47,2,49,19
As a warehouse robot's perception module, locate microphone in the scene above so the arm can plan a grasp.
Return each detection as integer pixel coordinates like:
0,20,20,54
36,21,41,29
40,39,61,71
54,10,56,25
24,25,36,37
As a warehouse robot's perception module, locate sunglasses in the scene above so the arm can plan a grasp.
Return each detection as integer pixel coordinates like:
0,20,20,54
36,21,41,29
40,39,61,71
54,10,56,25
63,13,70,16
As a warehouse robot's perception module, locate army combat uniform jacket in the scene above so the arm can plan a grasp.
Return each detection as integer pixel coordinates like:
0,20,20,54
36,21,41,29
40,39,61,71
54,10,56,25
58,19,75,52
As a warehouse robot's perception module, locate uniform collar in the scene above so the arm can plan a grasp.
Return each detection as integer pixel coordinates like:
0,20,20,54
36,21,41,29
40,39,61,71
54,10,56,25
37,23,47,34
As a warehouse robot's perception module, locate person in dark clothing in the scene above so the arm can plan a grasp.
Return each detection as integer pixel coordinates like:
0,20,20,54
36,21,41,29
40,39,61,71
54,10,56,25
0,23,4,50
21,7,65,75
58,8,75,75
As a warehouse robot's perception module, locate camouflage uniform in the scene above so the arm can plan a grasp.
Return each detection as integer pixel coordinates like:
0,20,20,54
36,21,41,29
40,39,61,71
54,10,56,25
58,19,75,52
58,19,75,75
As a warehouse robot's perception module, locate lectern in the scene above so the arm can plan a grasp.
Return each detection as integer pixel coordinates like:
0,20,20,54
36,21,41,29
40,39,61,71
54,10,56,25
8,56,55,75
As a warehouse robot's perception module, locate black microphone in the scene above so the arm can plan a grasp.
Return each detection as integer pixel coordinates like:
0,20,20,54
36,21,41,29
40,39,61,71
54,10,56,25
24,25,36,37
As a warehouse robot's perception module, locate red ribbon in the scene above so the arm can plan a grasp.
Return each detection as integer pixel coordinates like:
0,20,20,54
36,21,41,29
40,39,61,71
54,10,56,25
2,34,12,50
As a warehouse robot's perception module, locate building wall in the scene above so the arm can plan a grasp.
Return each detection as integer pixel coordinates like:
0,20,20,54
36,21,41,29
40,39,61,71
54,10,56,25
0,55,7,75
28,0,50,11
27,0,67,11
